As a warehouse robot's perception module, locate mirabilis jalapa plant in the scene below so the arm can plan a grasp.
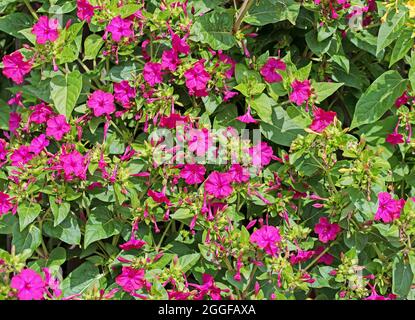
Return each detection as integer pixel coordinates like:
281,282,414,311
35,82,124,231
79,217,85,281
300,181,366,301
0,0,414,300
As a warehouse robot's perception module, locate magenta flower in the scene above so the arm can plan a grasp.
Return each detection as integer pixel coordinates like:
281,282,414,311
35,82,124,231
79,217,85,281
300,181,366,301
374,192,405,223
32,16,59,44
0,192,13,215
315,246,334,265
46,115,71,141
218,53,236,79
9,112,21,134
395,91,409,108
249,142,275,167
29,103,54,124
314,217,341,243
143,62,163,87
77,0,95,23
290,79,312,106
2,51,32,84
60,150,86,179
10,269,46,300
115,266,146,293
87,90,115,117
0,139,7,161
159,113,189,128
11,146,33,166
161,49,180,72
250,225,282,256
386,133,404,145
106,16,133,42
172,33,190,55
180,164,206,185
228,164,250,183
260,58,286,83
147,189,172,205
205,171,233,199
184,60,211,97
29,134,49,155
114,81,136,107
119,238,146,251
290,250,315,265
309,108,336,133
187,128,212,156
237,106,258,124
189,274,228,300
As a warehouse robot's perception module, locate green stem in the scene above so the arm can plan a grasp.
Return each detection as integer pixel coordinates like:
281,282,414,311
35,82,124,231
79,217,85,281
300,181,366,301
24,0,38,20
156,220,173,251
304,241,336,271
233,0,255,33
242,265,258,298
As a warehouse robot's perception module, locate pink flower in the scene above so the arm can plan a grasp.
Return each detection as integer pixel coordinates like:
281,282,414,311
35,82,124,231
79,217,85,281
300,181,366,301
218,53,236,79
106,16,133,42
161,49,180,72
395,91,409,108
60,150,86,179
309,108,336,132
374,192,405,223
0,139,7,161
29,103,54,124
290,250,315,264
147,189,172,205
364,286,395,300
10,269,46,300
260,58,286,83
114,81,136,107
237,106,258,124
46,115,71,141
290,79,312,106
29,134,49,155
386,133,404,145
180,164,206,185
184,60,211,97
189,274,228,300
314,217,341,243
119,238,146,251
228,164,250,183
187,128,212,156
315,246,334,265
115,266,146,293
159,113,189,128
249,142,275,167
171,33,190,55
2,51,32,84
32,16,59,44
250,225,281,256
87,90,115,117
0,192,13,215
205,171,233,199
9,112,21,134
143,62,163,86
11,146,33,166
77,0,95,23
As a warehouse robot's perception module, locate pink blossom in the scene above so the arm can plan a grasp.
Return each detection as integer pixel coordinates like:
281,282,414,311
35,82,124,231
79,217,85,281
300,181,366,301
32,16,60,44
119,238,146,251
180,164,206,185
260,58,286,83
218,53,236,79
159,113,189,128
114,81,136,107
143,62,163,86
187,128,212,156
0,139,7,161
374,192,405,223
161,49,180,72
228,164,250,183
314,217,341,243
29,134,49,155
205,171,233,199
10,269,46,300
115,266,146,293
395,91,409,108
386,133,404,145
87,90,115,117
309,108,336,132
364,286,395,300
249,142,275,167
315,246,334,265
77,0,95,23
290,250,315,264
9,112,21,134
46,115,71,141
60,150,86,179
189,274,228,300
106,16,133,42
290,79,312,106
0,192,13,215
184,60,211,97
237,106,258,124
11,146,33,166
29,103,54,124
1,51,32,84
147,189,172,205
171,33,190,55
250,225,282,256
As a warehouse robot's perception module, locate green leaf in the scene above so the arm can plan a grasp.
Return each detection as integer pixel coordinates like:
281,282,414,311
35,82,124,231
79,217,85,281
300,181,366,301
190,9,236,50
260,106,309,146
170,208,193,221
50,196,70,227
12,223,42,254
244,0,300,26
83,34,104,60
393,256,414,298
18,202,41,231
410,52,415,91
389,29,413,66
376,9,407,55
47,247,66,267
313,82,343,103
0,99,10,130
178,253,200,273
43,215,81,245
351,70,407,128
61,262,101,296
84,207,122,248
50,70,83,119
250,93,276,123
0,13,33,39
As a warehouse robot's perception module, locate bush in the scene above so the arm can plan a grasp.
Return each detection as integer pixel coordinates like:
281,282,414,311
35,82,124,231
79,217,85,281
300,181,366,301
0,0,414,300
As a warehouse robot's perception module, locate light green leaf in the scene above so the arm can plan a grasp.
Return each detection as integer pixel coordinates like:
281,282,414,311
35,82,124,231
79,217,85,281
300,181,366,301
50,196,71,227
84,207,122,248
178,253,201,273
83,34,104,60
43,215,81,245
12,223,42,254
250,93,276,123
393,256,414,298
18,202,41,231
0,13,33,39
313,82,344,103
376,9,407,55
244,0,300,25
61,262,101,296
